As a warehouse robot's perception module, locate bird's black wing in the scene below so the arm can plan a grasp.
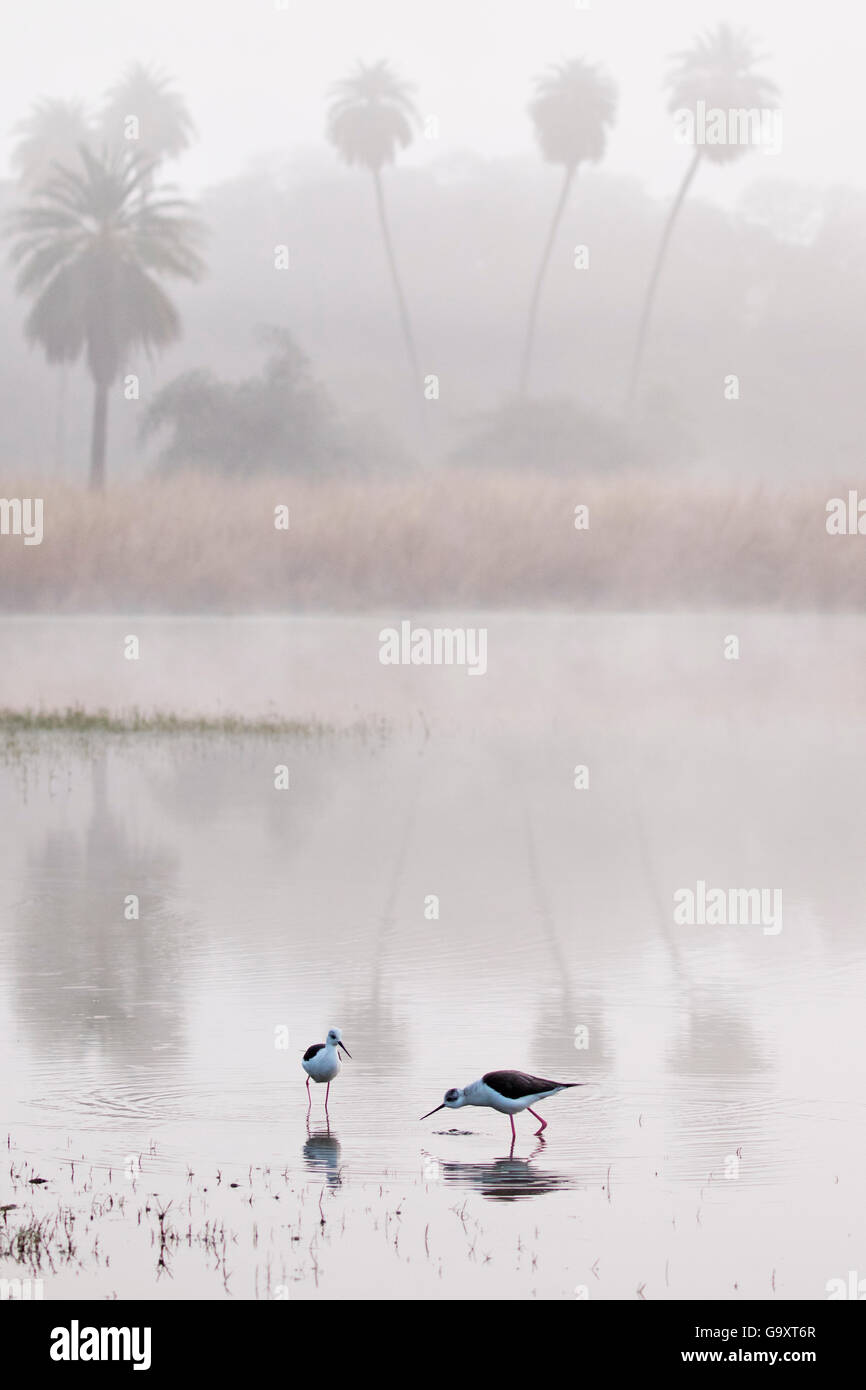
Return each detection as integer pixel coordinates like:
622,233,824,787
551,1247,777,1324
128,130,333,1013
303,1043,325,1061
483,1069,575,1098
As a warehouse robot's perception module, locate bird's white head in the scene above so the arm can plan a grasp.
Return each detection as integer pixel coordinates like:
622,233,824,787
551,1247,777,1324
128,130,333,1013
420,1087,465,1120
326,1027,352,1059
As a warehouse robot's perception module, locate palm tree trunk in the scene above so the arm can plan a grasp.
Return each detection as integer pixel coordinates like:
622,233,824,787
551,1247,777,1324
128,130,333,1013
372,170,420,384
89,380,109,491
54,365,68,477
625,149,702,413
519,164,576,395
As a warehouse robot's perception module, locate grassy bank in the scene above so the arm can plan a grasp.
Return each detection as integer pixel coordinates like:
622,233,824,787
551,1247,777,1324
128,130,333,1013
0,705,340,736
0,707,388,752
0,471,860,611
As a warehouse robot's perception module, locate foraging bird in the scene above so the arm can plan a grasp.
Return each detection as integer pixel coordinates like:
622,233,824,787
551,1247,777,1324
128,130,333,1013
421,1070,582,1141
302,1027,352,1111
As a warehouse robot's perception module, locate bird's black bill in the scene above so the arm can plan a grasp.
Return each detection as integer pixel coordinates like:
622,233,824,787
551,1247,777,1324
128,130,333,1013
420,1103,445,1120
338,1044,352,1059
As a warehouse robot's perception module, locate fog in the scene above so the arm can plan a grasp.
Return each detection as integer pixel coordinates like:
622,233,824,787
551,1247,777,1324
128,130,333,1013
1,0,861,198
1,1,864,514
1,3,864,1314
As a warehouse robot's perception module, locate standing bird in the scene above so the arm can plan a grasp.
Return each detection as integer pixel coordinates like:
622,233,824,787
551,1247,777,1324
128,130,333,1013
302,1027,352,1112
421,1070,583,1141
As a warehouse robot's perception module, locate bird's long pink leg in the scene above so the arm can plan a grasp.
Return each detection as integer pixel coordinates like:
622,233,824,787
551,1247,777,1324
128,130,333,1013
528,1107,547,1136
510,1115,516,1142
305,1077,311,1109
325,1082,330,1113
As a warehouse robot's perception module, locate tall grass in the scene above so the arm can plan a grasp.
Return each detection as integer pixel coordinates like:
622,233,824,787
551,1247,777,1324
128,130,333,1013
0,471,858,610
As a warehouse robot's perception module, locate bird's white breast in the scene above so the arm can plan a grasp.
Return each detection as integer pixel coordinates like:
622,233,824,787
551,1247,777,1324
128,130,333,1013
303,1046,340,1083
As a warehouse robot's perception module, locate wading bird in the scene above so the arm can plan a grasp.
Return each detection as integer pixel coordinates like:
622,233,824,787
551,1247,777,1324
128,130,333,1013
421,1070,582,1141
302,1027,352,1111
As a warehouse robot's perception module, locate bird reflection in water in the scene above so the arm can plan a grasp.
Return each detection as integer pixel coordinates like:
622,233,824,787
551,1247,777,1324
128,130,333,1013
303,1124,343,1187
422,1147,578,1202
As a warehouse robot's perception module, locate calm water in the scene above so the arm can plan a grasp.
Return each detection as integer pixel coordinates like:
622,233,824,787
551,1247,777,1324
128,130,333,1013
1,614,864,1299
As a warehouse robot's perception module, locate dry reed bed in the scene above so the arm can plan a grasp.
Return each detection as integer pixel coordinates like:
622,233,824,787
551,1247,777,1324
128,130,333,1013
0,471,861,610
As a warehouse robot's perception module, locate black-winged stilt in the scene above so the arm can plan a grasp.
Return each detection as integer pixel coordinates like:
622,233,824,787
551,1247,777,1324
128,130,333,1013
302,1027,351,1111
421,1070,582,1140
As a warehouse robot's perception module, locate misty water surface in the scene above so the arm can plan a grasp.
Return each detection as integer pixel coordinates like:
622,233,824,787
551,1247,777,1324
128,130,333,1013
0,614,864,1299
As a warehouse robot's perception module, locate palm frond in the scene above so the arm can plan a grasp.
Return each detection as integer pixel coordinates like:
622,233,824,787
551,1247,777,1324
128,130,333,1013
528,58,617,169
99,62,196,161
4,143,205,381
326,59,418,170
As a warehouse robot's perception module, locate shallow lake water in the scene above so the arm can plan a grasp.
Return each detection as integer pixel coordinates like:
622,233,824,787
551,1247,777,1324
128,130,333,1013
1,613,864,1299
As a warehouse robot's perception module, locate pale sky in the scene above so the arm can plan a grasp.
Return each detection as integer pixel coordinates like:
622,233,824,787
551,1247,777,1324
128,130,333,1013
1,0,860,203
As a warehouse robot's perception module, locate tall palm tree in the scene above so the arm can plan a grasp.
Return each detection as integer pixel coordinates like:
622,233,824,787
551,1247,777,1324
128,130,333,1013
12,98,97,476
6,145,205,490
625,24,778,410
327,60,420,381
99,63,196,165
520,58,617,394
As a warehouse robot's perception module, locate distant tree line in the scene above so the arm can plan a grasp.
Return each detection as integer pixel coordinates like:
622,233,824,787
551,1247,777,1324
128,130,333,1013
3,27,779,488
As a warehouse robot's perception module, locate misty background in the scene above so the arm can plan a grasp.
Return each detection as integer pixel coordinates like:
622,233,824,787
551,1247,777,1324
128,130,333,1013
0,0,863,605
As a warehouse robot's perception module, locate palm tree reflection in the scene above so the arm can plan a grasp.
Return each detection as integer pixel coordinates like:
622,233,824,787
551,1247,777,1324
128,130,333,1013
14,745,185,1067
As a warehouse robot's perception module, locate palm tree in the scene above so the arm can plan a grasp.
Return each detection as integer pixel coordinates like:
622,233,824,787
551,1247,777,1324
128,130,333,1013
11,97,94,190
6,145,205,489
520,59,617,394
327,60,420,381
12,98,97,476
99,63,195,165
625,24,778,410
